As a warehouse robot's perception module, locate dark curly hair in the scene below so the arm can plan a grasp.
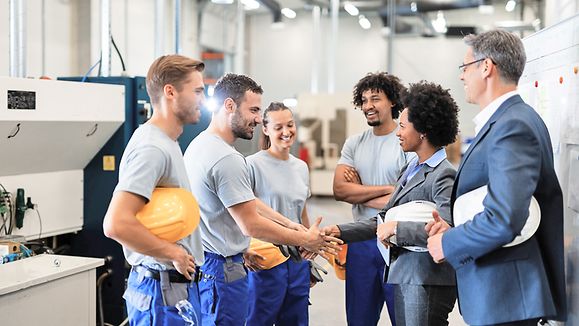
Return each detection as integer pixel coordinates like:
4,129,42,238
214,73,263,107
401,81,459,148
352,72,406,119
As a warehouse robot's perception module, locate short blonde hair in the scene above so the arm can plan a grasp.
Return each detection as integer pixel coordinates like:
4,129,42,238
146,55,205,104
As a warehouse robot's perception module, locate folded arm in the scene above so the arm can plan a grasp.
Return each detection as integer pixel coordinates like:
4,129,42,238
333,164,394,204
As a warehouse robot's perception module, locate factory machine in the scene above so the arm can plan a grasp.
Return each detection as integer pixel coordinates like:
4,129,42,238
0,76,122,325
0,76,210,325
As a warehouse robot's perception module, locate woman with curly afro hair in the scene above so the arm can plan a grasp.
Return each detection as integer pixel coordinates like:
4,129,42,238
378,81,459,325
334,81,460,326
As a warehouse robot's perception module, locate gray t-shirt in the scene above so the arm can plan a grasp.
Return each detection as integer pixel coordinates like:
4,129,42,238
115,123,204,269
338,128,414,221
184,131,255,257
247,151,310,223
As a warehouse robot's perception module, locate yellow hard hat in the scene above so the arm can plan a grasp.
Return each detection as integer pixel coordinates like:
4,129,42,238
136,188,200,243
249,238,289,269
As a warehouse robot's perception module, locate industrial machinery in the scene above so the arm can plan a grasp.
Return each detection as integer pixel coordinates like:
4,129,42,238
0,76,119,325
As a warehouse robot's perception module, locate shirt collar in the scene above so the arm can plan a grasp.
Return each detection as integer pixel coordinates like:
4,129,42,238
407,147,447,170
473,90,518,136
423,147,447,168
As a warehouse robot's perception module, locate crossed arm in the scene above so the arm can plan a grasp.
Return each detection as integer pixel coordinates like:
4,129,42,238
333,164,394,209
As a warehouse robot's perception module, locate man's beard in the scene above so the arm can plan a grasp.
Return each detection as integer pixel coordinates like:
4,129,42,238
232,112,254,140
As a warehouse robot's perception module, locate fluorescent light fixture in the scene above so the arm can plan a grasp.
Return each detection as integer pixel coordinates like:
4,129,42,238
344,3,359,16
281,8,296,19
205,97,218,112
410,2,418,12
271,21,285,29
240,0,260,10
505,0,516,12
211,0,234,4
432,11,447,33
283,98,298,107
478,4,494,14
358,15,371,29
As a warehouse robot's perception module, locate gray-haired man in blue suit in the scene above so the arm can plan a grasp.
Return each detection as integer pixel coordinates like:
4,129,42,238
426,30,567,325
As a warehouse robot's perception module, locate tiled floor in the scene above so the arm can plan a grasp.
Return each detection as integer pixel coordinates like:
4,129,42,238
306,196,467,326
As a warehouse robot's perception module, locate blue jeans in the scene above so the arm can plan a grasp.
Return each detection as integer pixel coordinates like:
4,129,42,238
247,259,310,326
393,284,456,326
346,239,396,326
199,252,248,326
124,268,202,326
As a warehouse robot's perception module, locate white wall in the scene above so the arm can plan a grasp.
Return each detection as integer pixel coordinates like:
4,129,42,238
245,3,574,138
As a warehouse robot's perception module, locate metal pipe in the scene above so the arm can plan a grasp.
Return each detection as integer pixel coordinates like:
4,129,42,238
155,0,165,57
234,0,245,74
100,0,112,77
311,6,321,94
328,0,339,94
41,0,46,76
387,0,395,73
174,0,182,54
9,0,26,78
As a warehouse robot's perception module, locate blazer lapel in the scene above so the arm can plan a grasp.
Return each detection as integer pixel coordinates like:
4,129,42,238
392,165,433,206
456,95,523,177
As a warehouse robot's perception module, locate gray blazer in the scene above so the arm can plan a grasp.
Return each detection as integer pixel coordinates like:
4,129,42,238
339,159,456,286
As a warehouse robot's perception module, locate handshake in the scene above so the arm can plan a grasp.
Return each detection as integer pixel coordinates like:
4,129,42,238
298,217,344,259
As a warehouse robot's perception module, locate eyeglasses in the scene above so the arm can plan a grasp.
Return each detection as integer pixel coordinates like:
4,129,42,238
458,58,485,72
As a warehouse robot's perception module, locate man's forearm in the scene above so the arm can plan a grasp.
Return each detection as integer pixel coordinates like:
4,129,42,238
364,193,392,209
254,198,292,227
334,183,394,204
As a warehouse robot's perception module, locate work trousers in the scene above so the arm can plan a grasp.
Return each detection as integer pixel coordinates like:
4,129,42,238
346,239,396,326
247,259,310,326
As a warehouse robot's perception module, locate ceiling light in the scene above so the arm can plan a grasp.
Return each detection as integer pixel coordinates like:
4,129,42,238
271,21,285,29
410,2,418,12
358,15,371,30
281,8,296,19
283,98,298,107
432,11,447,33
211,0,234,4
505,0,516,12
478,4,494,14
344,3,359,16
240,0,260,10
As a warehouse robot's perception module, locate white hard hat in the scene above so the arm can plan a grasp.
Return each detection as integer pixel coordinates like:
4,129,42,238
381,200,437,254
383,200,437,224
453,185,541,247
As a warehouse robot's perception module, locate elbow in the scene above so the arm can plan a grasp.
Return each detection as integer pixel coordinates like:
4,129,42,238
237,222,254,238
333,187,347,202
102,215,120,240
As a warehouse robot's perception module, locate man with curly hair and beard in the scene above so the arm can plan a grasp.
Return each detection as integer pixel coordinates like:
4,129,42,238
330,72,415,326
327,81,461,326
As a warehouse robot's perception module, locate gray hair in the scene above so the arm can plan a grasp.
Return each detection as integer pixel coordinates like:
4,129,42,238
464,29,526,85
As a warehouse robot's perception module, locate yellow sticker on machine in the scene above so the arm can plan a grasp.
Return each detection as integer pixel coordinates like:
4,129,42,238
103,155,116,171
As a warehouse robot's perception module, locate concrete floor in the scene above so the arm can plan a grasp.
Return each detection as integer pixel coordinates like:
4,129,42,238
306,196,467,326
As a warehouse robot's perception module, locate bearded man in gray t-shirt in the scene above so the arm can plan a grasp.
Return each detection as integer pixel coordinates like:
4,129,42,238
184,74,342,326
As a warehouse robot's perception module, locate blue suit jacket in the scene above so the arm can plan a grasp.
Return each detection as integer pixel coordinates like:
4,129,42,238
442,95,567,324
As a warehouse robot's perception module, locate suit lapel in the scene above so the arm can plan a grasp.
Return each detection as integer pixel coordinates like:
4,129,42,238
456,95,523,177
392,165,433,206
453,95,523,206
